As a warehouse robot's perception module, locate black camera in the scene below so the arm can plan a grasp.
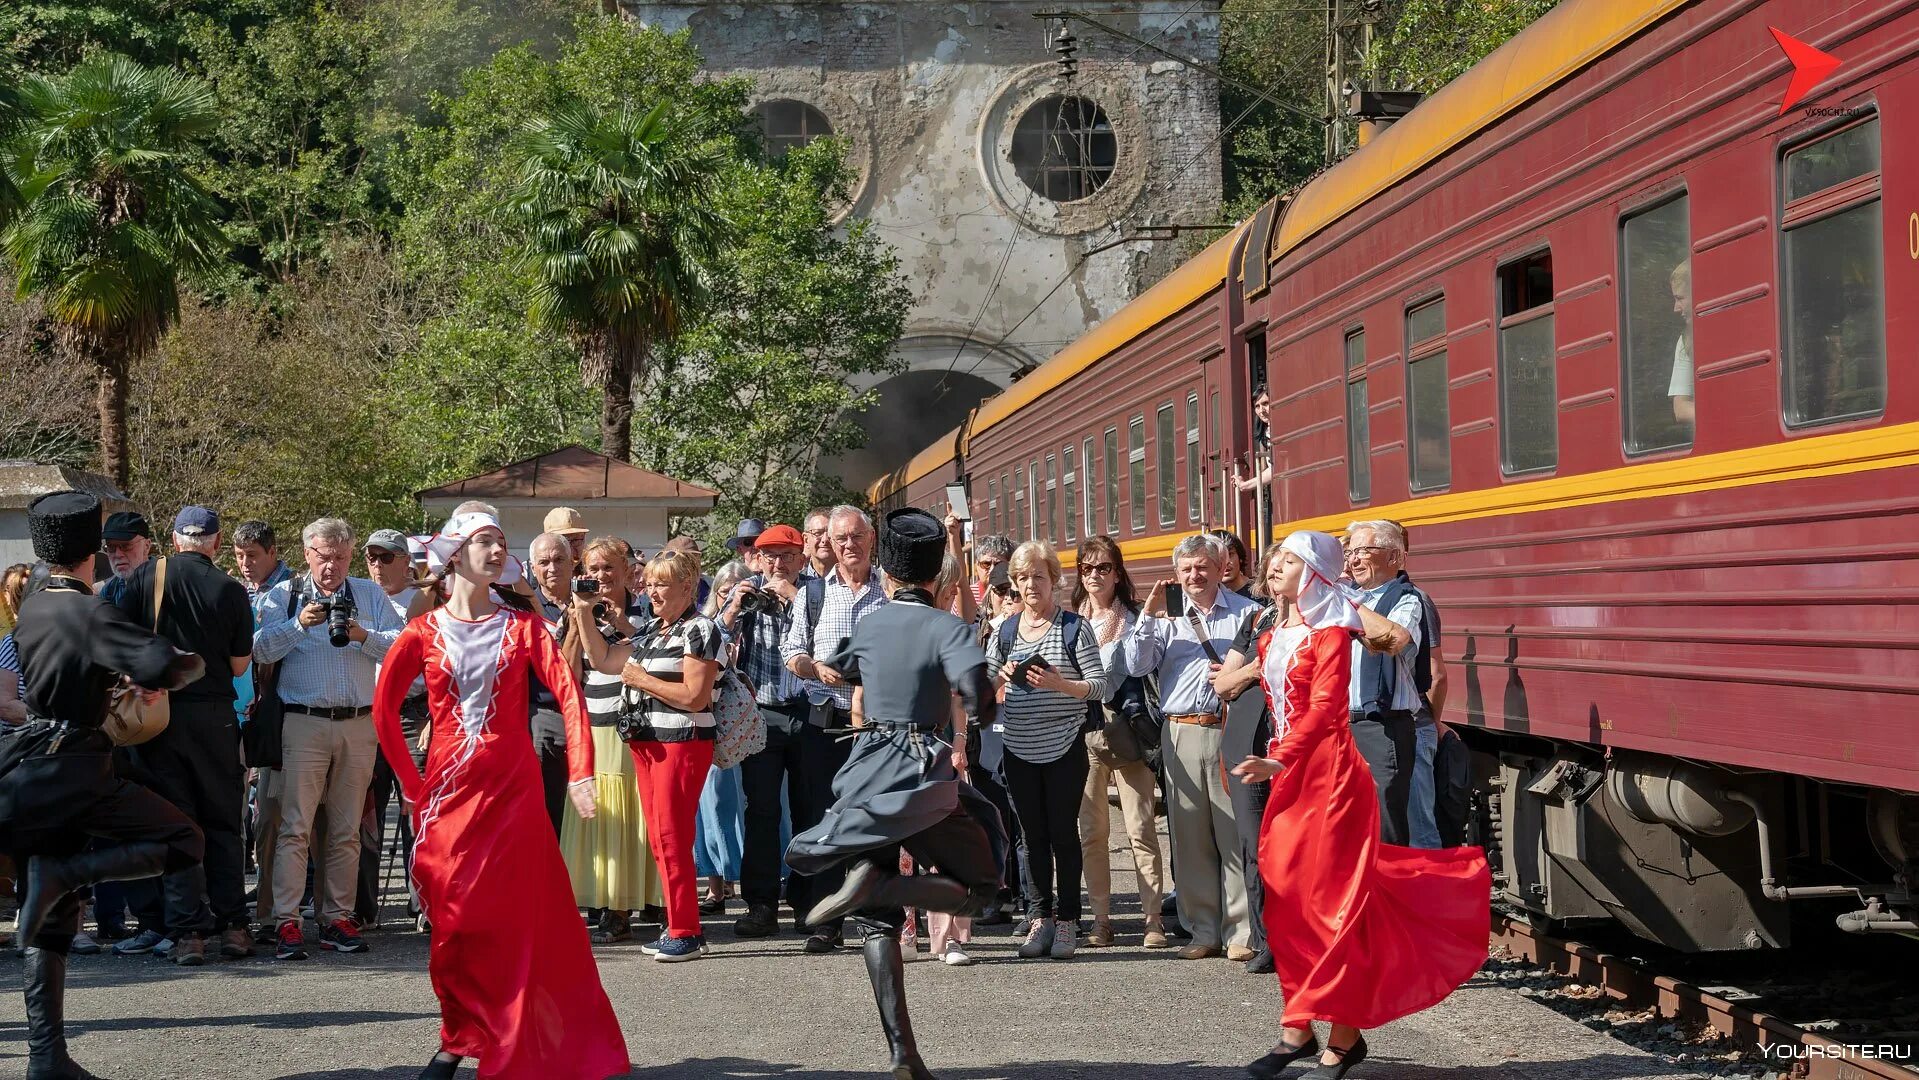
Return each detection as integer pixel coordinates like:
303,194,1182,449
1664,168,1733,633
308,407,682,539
737,586,786,618
312,590,356,648
572,576,600,596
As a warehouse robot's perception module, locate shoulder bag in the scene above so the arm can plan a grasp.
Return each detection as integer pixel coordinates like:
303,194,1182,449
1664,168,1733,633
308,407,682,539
105,558,171,747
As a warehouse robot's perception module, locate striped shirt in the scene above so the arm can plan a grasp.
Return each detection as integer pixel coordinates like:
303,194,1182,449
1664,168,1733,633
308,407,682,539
0,632,18,673
622,612,722,742
782,567,886,712
986,610,1108,765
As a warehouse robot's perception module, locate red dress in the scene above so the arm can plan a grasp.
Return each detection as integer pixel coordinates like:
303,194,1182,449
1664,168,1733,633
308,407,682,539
374,606,631,1080
1255,623,1490,1030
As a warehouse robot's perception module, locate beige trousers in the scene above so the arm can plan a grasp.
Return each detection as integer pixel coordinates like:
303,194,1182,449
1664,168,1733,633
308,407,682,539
1165,721,1250,948
1078,731,1167,923
272,714,378,924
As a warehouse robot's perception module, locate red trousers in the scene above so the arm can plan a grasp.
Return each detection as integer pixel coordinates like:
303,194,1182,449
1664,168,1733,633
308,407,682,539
629,739,715,939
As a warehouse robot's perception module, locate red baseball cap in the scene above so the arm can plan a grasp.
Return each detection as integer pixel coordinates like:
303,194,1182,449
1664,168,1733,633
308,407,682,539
754,524,805,550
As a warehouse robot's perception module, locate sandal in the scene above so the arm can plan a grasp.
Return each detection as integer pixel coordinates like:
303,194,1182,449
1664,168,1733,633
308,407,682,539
591,910,631,944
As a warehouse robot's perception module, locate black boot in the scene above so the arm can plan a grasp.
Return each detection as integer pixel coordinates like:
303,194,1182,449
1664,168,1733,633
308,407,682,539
869,871,972,917
24,947,102,1080
418,1050,462,1080
862,934,936,1080
806,857,887,928
19,843,169,946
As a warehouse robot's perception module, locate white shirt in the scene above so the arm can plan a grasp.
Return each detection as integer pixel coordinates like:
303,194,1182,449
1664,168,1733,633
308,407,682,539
1668,334,1693,398
1348,586,1424,713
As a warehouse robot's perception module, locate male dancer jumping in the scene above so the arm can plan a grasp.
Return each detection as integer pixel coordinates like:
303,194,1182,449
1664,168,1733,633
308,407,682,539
2,491,206,1080
788,508,1005,1080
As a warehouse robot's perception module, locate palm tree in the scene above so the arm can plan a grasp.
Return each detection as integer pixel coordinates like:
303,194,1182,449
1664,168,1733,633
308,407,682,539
1,54,226,488
505,99,729,462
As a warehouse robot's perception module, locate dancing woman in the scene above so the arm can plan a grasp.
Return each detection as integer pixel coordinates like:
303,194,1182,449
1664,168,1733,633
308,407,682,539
372,512,629,1080
1231,532,1489,1080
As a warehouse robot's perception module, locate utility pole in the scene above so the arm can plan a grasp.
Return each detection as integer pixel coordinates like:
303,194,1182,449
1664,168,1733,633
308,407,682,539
1325,0,1384,160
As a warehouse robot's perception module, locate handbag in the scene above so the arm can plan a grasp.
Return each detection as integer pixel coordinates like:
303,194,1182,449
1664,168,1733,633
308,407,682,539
105,558,171,747
709,667,767,769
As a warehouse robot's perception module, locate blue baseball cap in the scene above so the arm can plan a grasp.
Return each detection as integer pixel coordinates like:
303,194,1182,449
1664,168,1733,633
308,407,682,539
172,505,221,537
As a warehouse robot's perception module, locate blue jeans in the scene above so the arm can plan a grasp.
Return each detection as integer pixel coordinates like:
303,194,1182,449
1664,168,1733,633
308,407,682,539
1409,712,1441,849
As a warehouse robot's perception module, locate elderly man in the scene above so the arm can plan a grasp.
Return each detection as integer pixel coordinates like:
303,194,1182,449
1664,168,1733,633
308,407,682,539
353,528,426,928
781,505,888,952
252,518,406,961
543,506,590,563
1342,519,1431,847
99,511,154,607
526,531,581,834
115,507,256,965
1121,533,1260,961
720,523,810,938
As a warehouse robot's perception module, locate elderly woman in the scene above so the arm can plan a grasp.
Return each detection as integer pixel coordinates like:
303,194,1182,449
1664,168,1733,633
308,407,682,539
578,548,722,962
1231,534,1488,1079
559,536,664,944
986,540,1107,960
1069,535,1167,949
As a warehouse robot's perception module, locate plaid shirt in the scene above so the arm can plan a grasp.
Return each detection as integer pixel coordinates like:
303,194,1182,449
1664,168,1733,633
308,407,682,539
730,574,805,706
781,566,886,712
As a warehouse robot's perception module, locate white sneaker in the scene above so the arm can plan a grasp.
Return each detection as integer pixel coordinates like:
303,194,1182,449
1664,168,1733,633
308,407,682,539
1050,921,1077,959
941,942,975,967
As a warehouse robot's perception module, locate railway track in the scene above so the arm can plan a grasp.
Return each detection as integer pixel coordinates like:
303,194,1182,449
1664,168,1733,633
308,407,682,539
1491,913,1919,1080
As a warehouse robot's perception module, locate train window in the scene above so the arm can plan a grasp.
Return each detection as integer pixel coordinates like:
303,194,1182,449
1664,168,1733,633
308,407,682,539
1210,391,1222,520
1012,465,1025,539
1082,438,1095,539
1029,458,1041,539
1781,117,1886,427
1128,416,1146,533
1345,329,1370,502
986,476,997,535
1045,454,1059,544
1406,297,1450,492
1104,427,1120,535
1156,403,1176,526
1186,393,1202,522
1062,446,1078,542
1621,195,1694,454
1497,250,1557,475
1000,471,1012,537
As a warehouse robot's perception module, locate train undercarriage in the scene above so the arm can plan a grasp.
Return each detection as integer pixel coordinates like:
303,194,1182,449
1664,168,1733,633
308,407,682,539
1458,727,1919,952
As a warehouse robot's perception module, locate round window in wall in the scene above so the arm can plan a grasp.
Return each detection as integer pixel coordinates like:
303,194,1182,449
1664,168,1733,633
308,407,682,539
753,99,834,159
1009,95,1116,203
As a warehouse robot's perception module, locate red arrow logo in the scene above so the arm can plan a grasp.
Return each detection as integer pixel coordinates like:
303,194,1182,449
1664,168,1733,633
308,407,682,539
1770,26,1841,114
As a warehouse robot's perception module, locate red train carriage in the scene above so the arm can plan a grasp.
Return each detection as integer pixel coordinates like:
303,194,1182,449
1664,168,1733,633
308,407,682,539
869,0,1919,951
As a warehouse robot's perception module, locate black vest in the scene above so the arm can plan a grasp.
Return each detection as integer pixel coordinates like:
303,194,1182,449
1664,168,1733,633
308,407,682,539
1354,571,1438,718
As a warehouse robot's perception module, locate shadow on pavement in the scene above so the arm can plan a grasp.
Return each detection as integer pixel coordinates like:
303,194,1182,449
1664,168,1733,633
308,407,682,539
0,1008,436,1039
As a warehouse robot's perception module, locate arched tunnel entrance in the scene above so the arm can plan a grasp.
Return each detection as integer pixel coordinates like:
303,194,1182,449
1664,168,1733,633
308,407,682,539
821,368,1001,495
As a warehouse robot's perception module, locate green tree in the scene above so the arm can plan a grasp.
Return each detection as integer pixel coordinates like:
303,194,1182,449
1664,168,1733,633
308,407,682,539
1,54,227,487
1375,0,1560,92
641,141,912,550
504,98,730,462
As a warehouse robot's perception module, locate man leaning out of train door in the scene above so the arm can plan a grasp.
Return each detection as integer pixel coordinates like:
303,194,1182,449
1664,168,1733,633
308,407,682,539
1341,520,1445,848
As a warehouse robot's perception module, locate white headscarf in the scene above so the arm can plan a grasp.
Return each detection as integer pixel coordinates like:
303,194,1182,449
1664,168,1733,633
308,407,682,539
1281,530,1364,632
424,511,523,585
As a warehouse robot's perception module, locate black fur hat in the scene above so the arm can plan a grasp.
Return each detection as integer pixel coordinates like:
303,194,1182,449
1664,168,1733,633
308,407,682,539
29,490,103,567
877,508,946,585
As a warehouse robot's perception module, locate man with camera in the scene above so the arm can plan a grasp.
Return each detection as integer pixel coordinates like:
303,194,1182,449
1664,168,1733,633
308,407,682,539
252,517,406,961
719,524,809,939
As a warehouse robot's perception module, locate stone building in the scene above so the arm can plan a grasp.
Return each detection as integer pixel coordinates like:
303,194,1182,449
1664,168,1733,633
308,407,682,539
622,1,1223,487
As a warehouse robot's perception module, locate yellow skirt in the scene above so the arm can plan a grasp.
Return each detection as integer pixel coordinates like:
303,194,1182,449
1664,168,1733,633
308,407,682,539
560,725,665,910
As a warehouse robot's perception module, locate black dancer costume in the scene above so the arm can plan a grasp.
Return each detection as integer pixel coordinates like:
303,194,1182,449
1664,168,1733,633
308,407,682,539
786,508,1005,1080
1,491,206,1080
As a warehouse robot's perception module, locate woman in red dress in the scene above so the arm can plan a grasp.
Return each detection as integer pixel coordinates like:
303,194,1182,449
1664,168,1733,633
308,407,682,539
1232,531,1489,1079
373,512,631,1080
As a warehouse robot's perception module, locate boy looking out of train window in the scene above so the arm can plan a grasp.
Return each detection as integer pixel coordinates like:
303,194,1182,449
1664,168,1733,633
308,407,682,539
1669,260,1695,427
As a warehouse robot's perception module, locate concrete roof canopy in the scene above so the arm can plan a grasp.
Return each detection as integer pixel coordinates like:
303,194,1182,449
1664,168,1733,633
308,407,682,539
0,461,130,510
415,446,718,509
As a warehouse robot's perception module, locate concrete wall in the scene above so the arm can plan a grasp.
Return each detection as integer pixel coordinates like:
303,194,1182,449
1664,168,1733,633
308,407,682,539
623,1,1223,486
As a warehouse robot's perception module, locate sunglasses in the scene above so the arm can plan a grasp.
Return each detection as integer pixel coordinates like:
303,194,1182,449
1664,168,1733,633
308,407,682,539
1079,563,1115,574
365,550,401,565
991,583,1014,596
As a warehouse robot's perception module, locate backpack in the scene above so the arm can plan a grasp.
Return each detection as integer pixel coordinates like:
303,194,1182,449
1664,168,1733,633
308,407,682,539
710,666,766,769
996,611,1106,738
